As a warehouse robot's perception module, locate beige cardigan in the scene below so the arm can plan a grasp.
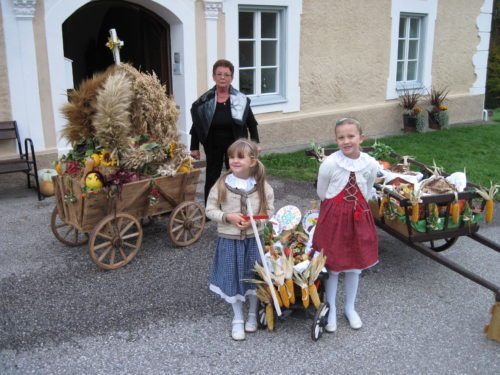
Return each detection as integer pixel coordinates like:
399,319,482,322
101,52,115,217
205,181,275,239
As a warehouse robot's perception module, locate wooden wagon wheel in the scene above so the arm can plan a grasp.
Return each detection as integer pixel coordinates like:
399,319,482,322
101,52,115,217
424,237,459,252
50,206,88,247
168,201,205,246
89,213,143,270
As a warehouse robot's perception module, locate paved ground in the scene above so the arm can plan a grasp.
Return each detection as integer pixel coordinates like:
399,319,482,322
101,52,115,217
0,170,499,375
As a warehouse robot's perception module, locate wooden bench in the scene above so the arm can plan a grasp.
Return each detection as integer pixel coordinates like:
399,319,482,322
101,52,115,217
0,120,42,200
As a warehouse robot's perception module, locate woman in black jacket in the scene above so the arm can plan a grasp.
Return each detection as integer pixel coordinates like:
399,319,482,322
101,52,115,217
190,59,260,204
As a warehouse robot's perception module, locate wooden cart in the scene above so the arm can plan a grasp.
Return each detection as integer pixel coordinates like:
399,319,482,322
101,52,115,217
306,147,500,340
50,168,205,270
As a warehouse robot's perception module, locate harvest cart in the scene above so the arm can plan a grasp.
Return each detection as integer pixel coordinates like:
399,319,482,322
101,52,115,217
50,167,205,270
256,273,331,341
306,147,500,341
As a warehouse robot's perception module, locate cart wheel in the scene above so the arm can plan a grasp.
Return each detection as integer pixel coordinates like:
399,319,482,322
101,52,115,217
425,237,459,252
168,201,205,246
50,207,88,247
89,213,143,270
311,302,330,341
257,302,268,329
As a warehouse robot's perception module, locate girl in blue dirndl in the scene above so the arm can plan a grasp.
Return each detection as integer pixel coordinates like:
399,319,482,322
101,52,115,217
205,139,274,341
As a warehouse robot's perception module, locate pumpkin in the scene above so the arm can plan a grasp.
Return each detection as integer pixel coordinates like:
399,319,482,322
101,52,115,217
38,168,58,196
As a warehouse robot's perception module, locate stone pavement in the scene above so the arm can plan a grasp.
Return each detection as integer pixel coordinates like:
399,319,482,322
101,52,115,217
0,167,499,374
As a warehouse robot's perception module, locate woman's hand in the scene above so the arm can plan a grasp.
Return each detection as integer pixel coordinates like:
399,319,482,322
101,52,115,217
226,213,251,229
191,150,201,160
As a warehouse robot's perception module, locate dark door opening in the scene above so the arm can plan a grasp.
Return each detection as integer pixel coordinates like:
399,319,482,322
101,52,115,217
63,0,172,94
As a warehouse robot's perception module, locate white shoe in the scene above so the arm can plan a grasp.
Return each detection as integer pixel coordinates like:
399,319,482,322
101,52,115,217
245,313,258,333
325,322,337,333
345,311,363,329
232,320,245,341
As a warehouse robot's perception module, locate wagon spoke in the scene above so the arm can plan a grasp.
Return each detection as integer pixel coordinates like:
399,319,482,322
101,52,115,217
119,247,128,260
122,241,137,249
98,246,112,261
120,221,136,236
95,232,112,241
122,232,140,240
171,224,184,233
191,214,204,222
109,248,116,265
55,222,68,229
63,226,74,239
93,240,112,250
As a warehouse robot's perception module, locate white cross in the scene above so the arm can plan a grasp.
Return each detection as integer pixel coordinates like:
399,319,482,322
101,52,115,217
106,28,124,65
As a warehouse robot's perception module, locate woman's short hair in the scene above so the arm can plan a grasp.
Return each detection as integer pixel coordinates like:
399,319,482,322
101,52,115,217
212,59,234,76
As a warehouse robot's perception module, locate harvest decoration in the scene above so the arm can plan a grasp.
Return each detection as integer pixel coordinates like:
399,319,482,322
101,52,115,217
56,63,194,193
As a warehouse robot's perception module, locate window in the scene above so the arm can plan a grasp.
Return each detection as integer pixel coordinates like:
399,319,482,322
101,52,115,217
223,0,301,113
238,10,280,96
397,15,423,84
386,0,437,100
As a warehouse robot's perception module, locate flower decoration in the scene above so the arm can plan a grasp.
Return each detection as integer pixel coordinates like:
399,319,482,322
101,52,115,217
148,182,161,206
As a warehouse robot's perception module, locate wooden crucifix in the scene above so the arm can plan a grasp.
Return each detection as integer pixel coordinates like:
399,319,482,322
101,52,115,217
106,28,124,65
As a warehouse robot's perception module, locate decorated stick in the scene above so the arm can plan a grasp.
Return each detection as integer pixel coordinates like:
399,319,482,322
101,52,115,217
106,28,124,65
246,199,282,316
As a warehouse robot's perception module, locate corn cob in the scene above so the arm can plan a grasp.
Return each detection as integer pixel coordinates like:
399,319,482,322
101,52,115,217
278,284,290,308
475,182,499,224
451,201,460,224
265,303,274,331
308,284,321,310
307,250,326,310
379,195,388,218
411,203,419,224
286,279,295,305
301,286,310,309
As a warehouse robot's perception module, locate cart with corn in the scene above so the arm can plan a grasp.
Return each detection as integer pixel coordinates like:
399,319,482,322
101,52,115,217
50,63,205,270
307,145,500,342
245,203,331,341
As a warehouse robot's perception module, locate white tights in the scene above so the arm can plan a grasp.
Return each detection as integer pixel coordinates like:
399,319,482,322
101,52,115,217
325,271,360,325
231,294,259,321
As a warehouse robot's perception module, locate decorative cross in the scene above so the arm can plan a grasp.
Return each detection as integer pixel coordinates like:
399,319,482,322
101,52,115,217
105,28,124,65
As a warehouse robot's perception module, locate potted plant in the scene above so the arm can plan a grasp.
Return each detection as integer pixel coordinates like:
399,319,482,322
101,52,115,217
399,88,422,133
427,86,450,129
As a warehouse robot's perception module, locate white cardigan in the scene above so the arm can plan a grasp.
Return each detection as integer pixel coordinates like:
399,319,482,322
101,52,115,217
316,151,379,201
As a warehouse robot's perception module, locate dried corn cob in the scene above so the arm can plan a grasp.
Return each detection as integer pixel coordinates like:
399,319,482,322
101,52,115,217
301,286,310,309
308,284,321,310
278,284,290,309
451,201,460,224
379,195,388,218
475,182,499,224
265,303,274,331
286,279,295,305
408,189,422,224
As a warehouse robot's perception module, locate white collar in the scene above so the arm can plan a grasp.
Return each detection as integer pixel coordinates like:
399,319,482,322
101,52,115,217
225,173,256,192
332,150,372,172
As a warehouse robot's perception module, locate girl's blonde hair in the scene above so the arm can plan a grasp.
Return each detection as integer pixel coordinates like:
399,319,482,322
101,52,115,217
335,117,363,134
217,139,269,213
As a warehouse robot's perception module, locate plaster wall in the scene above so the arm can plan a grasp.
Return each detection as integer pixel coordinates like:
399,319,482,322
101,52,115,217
254,0,487,152
432,0,481,91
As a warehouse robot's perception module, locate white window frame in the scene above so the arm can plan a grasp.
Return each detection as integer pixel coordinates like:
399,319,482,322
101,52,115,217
238,8,282,99
223,0,302,114
387,0,438,99
396,14,424,87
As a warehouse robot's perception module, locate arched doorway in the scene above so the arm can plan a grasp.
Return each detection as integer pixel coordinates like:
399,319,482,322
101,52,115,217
62,0,172,93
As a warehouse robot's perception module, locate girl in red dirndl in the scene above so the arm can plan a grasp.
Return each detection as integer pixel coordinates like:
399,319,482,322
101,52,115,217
312,118,379,332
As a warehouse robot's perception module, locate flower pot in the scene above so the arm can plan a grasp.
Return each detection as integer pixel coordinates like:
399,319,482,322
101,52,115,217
402,114,417,133
428,111,440,129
